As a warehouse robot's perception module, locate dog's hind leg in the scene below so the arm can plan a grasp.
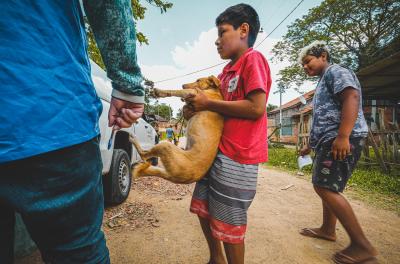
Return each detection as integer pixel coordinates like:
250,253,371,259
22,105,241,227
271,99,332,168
130,135,176,162
129,135,150,160
132,162,170,180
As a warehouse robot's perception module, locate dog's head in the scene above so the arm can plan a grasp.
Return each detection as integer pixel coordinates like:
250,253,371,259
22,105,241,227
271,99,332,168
182,76,220,91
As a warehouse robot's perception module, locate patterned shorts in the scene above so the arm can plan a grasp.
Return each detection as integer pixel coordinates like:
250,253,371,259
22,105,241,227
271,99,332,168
190,152,259,244
312,137,365,193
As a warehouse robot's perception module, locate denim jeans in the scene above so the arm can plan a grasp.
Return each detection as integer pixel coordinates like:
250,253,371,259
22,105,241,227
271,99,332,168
0,137,110,264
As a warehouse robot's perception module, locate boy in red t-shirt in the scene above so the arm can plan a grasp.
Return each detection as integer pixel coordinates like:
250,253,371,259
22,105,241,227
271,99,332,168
185,4,271,264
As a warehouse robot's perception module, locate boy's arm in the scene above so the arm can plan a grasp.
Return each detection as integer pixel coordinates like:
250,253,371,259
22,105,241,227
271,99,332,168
332,87,359,160
185,89,266,120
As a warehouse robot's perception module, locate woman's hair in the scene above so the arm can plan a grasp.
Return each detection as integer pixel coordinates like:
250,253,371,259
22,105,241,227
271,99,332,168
298,40,331,64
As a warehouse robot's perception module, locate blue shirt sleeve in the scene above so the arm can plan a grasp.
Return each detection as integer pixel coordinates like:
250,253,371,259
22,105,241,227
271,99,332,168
83,0,144,100
330,66,360,95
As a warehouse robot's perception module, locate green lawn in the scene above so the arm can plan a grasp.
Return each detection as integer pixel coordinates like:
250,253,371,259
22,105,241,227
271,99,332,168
265,147,400,214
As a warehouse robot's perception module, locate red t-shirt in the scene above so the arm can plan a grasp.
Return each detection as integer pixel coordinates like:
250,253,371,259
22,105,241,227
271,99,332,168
218,48,271,164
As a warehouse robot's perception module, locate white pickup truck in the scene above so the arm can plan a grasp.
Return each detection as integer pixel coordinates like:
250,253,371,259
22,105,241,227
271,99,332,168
91,61,157,205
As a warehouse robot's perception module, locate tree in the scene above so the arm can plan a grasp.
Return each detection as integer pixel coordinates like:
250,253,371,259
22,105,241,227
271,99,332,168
86,0,173,69
176,108,183,119
267,104,278,113
272,0,400,91
146,103,173,120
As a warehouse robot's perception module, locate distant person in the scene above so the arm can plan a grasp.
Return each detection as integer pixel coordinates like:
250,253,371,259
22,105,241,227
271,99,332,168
298,41,377,263
0,1,144,263
184,4,271,264
153,122,160,144
173,124,180,145
166,125,175,143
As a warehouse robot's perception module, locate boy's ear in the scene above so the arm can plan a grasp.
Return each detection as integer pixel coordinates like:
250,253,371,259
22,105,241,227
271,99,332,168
239,23,250,38
208,76,220,87
321,51,328,61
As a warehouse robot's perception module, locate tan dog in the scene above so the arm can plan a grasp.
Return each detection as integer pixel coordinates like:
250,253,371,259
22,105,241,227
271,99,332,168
129,76,223,184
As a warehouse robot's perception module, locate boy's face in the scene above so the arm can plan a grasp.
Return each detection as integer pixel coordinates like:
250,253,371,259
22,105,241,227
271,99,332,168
301,53,329,76
215,23,248,60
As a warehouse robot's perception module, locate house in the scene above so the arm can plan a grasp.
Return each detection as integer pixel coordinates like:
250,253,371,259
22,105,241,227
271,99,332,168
358,51,400,131
268,90,314,144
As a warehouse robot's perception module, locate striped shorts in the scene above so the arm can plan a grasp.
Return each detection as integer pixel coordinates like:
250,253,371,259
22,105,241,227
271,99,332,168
190,152,259,244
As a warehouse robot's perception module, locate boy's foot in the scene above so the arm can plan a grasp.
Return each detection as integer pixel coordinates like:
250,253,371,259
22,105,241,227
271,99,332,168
333,245,378,264
207,259,227,264
299,227,336,242
333,252,378,264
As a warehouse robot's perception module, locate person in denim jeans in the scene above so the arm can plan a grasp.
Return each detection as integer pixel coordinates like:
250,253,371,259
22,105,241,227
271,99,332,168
0,1,144,263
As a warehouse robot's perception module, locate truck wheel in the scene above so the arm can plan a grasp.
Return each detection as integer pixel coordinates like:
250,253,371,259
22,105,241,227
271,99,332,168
103,149,132,205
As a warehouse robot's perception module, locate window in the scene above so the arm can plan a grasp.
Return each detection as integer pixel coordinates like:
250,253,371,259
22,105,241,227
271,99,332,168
281,117,293,136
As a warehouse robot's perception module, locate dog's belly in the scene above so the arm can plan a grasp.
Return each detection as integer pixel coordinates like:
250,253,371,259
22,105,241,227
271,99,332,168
185,111,223,151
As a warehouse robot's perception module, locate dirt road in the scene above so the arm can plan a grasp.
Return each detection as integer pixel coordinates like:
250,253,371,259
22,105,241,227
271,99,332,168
17,167,400,264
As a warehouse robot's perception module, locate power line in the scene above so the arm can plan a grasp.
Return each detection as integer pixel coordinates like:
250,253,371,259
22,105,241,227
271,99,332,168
154,61,226,84
255,0,304,48
154,0,304,84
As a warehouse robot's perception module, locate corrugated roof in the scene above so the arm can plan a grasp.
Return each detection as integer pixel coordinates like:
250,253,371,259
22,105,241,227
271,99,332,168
269,89,315,114
358,51,400,99
292,105,313,116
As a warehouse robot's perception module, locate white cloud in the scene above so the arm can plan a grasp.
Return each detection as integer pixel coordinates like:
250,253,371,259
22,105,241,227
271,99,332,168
140,28,316,116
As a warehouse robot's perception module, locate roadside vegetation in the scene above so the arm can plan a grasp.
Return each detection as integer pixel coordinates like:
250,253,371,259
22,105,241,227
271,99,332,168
265,146,400,214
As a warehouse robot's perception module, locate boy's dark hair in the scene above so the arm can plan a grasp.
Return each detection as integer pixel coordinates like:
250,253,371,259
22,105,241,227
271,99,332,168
216,3,260,47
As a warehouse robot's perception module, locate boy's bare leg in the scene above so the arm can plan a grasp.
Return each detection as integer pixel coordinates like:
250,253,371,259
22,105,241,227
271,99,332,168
223,242,244,264
314,186,377,260
198,217,226,264
301,199,337,241
320,201,337,235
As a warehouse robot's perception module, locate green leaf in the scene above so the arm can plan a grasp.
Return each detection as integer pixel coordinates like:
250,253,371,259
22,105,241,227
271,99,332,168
272,0,400,91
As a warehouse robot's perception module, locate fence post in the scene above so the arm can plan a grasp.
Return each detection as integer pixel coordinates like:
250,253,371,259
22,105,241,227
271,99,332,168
368,129,389,173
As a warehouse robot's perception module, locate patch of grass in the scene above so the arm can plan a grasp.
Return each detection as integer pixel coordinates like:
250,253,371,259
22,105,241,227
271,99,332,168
265,147,400,214
267,147,313,173
348,168,400,196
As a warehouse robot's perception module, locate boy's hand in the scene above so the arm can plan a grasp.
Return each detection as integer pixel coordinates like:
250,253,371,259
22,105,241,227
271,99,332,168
299,145,311,156
184,89,209,111
182,104,196,120
331,135,350,160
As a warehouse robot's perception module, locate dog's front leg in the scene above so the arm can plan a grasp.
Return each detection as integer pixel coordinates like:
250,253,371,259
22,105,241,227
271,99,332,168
152,88,196,99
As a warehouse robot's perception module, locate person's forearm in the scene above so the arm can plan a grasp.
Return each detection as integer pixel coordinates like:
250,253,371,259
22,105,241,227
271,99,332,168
206,99,265,120
338,92,359,138
84,0,144,102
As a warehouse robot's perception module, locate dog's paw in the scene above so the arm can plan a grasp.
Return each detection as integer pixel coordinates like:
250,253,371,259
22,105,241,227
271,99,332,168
149,87,159,98
132,162,151,179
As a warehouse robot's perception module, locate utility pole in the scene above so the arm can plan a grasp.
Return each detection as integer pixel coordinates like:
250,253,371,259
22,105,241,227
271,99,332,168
278,84,284,141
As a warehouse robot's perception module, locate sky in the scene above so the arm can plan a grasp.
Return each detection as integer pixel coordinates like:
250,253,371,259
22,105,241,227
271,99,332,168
135,0,323,116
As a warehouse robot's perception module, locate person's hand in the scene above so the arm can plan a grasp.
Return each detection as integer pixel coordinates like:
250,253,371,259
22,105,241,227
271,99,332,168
182,104,196,120
184,89,209,111
108,97,144,130
299,145,311,156
331,135,350,160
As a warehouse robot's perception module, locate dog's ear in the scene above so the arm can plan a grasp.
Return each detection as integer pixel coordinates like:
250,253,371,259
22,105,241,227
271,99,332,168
208,76,220,88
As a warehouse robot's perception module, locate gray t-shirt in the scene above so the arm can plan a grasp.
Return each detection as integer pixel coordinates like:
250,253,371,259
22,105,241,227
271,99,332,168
310,64,368,149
